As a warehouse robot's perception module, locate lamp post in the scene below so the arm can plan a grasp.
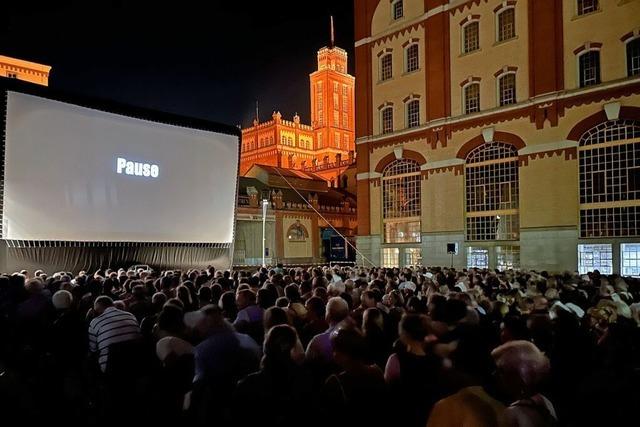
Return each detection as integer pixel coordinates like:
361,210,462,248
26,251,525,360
262,199,269,267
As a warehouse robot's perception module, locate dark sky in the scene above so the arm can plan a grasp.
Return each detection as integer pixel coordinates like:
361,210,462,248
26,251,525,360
1,0,355,127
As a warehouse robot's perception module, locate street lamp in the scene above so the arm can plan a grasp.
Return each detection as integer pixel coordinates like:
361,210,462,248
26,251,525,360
262,199,269,267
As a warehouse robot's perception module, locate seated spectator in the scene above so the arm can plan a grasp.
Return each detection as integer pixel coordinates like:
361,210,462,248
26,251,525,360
234,289,265,344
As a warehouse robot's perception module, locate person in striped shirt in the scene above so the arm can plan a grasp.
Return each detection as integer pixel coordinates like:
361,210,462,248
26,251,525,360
88,296,141,372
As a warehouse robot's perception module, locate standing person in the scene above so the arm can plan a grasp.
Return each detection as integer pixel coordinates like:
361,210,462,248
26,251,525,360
88,296,141,373
385,314,456,427
305,297,350,376
322,327,387,427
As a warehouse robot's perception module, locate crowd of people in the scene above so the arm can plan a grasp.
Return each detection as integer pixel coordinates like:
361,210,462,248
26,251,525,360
0,264,638,426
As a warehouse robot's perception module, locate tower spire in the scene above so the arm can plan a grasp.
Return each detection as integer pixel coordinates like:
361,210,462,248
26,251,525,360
330,15,335,48
255,100,259,122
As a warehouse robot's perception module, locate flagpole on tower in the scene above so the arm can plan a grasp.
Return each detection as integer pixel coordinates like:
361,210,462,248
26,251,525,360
330,15,335,48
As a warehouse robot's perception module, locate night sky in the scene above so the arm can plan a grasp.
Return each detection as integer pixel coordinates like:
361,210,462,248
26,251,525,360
1,0,355,127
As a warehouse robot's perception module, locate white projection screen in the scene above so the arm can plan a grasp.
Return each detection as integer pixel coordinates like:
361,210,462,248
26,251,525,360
2,91,239,244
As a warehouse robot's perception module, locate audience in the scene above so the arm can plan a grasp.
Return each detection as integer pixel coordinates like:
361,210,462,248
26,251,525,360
0,264,638,427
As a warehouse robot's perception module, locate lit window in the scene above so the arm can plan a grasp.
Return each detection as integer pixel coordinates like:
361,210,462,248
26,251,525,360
577,0,598,16
382,248,400,268
497,8,516,42
621,243,640,276
578,244,612,274
380,53,393,81
627,38,640,77
496,246,520,271
404,248,422,267
579,119,640,238
405,44,419,73
342,112,349,128
579,50,601,87
464,83,480,114
334,110,340,125
406,99,420,128
498,73,516,106
381,106,394,134
392,0,403,20
465,142,520,241
463,22,480,54
467,247,489,269
382,159,421,244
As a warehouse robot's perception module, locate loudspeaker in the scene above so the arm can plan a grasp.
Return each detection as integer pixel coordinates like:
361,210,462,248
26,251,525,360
446,243,458,255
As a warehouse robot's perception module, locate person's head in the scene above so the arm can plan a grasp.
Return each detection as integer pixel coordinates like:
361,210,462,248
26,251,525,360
94,295,114,315
219,291,237,316
52,290,73,310
331,327,369,368
500,315,531,343
152,292,168,311
262,324,303,369
361,290,377,308
198,286,212,304
491,340,550,400
399,313,430,349
284,284,301,303
362,307,384,335
157,304,186,336
236,289,256,310
305,296,325,321
257,287,277,309
264,306,290,332
326,296,349,325
25,278,44,295
176,284,193,307
184,304,228,340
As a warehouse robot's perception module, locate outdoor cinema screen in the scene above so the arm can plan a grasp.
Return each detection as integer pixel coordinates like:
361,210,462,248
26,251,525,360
2,91,239,243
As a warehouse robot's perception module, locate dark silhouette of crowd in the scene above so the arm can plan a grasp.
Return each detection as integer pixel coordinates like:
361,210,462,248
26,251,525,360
0,264,638,427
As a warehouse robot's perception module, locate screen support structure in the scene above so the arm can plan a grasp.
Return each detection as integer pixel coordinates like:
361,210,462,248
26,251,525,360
262,199,269,267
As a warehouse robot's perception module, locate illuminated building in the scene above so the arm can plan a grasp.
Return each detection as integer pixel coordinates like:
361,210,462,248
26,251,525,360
0,55,51,86
354,0,640,272
240,36,356,188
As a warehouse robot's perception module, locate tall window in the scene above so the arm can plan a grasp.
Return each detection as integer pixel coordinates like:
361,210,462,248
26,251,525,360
392,0,403,20
497,8,516,42
382,248,400,268
317,82,324,126
465,142,520,241
405,44,419,73
621,243,640,276
627,38,640,77
577,0,598,16
381,53,393,81
381,106,394,134
578,244,612,274
579,50,601,87
467,247,489,269
463,22,480,54
382,159,421,244
579,119,640,238
406,100,420,128
498,73,516,106
464,83,480,114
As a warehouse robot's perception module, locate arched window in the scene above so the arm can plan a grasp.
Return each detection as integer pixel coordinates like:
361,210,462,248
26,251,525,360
627,37,640,77
406,99,420,128
380,53,393,81
405,43,419,73
381,106,394,134
579,119,640,238
498,72,516,106
463,82,480,114
462,21,480,54
382,159,421,243
465,142,519,241
496,7,516,42
578,50,601,87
